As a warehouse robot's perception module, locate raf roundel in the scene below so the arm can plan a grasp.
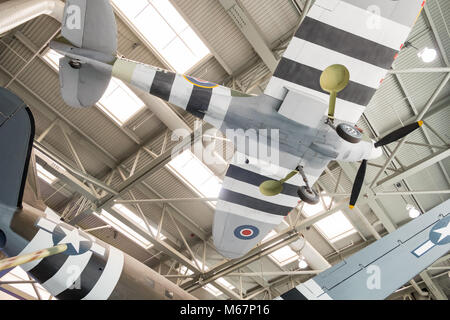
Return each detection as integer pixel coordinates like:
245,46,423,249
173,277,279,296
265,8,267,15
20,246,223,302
234,225,260,240
184,75,219,89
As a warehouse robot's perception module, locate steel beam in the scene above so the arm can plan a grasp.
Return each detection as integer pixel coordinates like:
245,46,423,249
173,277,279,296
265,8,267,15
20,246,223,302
33,141,118,196
218,0,278,72
375,148,450,188
226,270,324,277
324,190,450,197
370,72,450,188
419,271,448,300
388,67,450,74
423,4,450,67
115,198,219,204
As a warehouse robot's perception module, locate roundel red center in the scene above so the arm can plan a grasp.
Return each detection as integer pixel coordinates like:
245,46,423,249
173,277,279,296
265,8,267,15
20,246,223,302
241,229,252,236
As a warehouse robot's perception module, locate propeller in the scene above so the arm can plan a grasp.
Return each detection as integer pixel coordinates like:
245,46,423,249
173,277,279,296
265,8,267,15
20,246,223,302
348,120,424,209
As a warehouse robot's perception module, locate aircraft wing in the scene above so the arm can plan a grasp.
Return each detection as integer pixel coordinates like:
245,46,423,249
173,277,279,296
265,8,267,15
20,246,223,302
266,0,425,124
277,200,450,300
213,151,329,259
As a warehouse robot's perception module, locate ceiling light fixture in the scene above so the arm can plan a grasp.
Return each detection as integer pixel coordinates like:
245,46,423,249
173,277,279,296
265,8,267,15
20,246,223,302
298,257,308,269
417,47,437,63
403,42,437,63
406,204,421,219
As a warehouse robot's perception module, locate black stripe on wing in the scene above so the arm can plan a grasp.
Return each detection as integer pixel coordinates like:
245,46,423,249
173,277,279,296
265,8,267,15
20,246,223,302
226,165,298,198
219,189,293,216
186,86,213,119
150,71,176,101
274,58,376,106
296,17,398,69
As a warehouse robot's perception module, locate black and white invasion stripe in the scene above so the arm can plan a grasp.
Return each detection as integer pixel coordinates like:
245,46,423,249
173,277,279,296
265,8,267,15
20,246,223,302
265,0,424,123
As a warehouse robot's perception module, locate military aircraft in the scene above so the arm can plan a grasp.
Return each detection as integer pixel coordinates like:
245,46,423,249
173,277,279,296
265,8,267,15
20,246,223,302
2,0,448,301
0,87,196,300
0,89,448,300
49,0,430,259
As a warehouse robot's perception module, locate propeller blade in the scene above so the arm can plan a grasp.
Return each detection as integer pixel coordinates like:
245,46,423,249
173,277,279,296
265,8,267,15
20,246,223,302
374,121,423,148
349,159,367,209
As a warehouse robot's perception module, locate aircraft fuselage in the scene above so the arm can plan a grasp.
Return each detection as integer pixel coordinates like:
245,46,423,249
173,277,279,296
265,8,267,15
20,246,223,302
0,203,195,300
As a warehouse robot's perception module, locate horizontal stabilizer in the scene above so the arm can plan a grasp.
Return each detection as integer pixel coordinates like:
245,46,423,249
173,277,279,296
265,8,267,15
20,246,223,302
0,88,35,208
59,56,112,108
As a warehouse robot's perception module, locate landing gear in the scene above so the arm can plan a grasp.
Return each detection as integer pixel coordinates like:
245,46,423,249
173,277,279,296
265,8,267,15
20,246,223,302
320,64,363,144
259,166,319,205
336,123,362,144
69,59,82,69
297,186,319,205
296,166,320,205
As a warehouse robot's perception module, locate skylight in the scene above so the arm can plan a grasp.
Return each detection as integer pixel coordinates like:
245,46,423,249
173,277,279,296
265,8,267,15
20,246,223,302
216,277,235,291
97,78,146,126
95,210,152,248
112,0,210,73
167,150,222,199
264,231,300,266
0,267,53,300
36,163,58,185
42,48,62,69
42,49,146,126
203,283,223,297
112,204,166,241
303,196,357,243
33,149,66,185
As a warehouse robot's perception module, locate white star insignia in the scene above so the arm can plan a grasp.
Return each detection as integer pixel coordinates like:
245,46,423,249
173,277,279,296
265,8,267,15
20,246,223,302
57,227,87,253
433,221,450,243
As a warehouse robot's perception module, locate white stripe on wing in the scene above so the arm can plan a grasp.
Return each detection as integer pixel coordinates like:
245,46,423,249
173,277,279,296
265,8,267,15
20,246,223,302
130,64,157,92
217,200,285,225
169,74,194,110
283,37,387,89
308,1,411,50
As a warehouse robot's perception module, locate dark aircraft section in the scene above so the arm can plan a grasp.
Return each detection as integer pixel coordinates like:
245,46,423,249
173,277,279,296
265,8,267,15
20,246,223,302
0,87,35,208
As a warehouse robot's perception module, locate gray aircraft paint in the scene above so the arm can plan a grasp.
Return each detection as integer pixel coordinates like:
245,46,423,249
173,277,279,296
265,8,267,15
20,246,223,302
278,200,450,300
50,0,424,259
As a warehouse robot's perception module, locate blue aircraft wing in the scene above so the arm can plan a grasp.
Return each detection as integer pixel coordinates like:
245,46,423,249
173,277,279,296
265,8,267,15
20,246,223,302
277,200,450,300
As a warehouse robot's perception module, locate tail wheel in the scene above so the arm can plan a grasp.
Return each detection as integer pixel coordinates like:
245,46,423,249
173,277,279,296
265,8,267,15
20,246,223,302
69,60,82,69
297,186,320,205
336,123,362,144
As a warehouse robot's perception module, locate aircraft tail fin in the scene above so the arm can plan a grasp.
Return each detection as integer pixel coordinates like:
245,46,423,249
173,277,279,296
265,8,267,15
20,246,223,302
61,0,117,58
53,0,118,108
0,88,35,208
